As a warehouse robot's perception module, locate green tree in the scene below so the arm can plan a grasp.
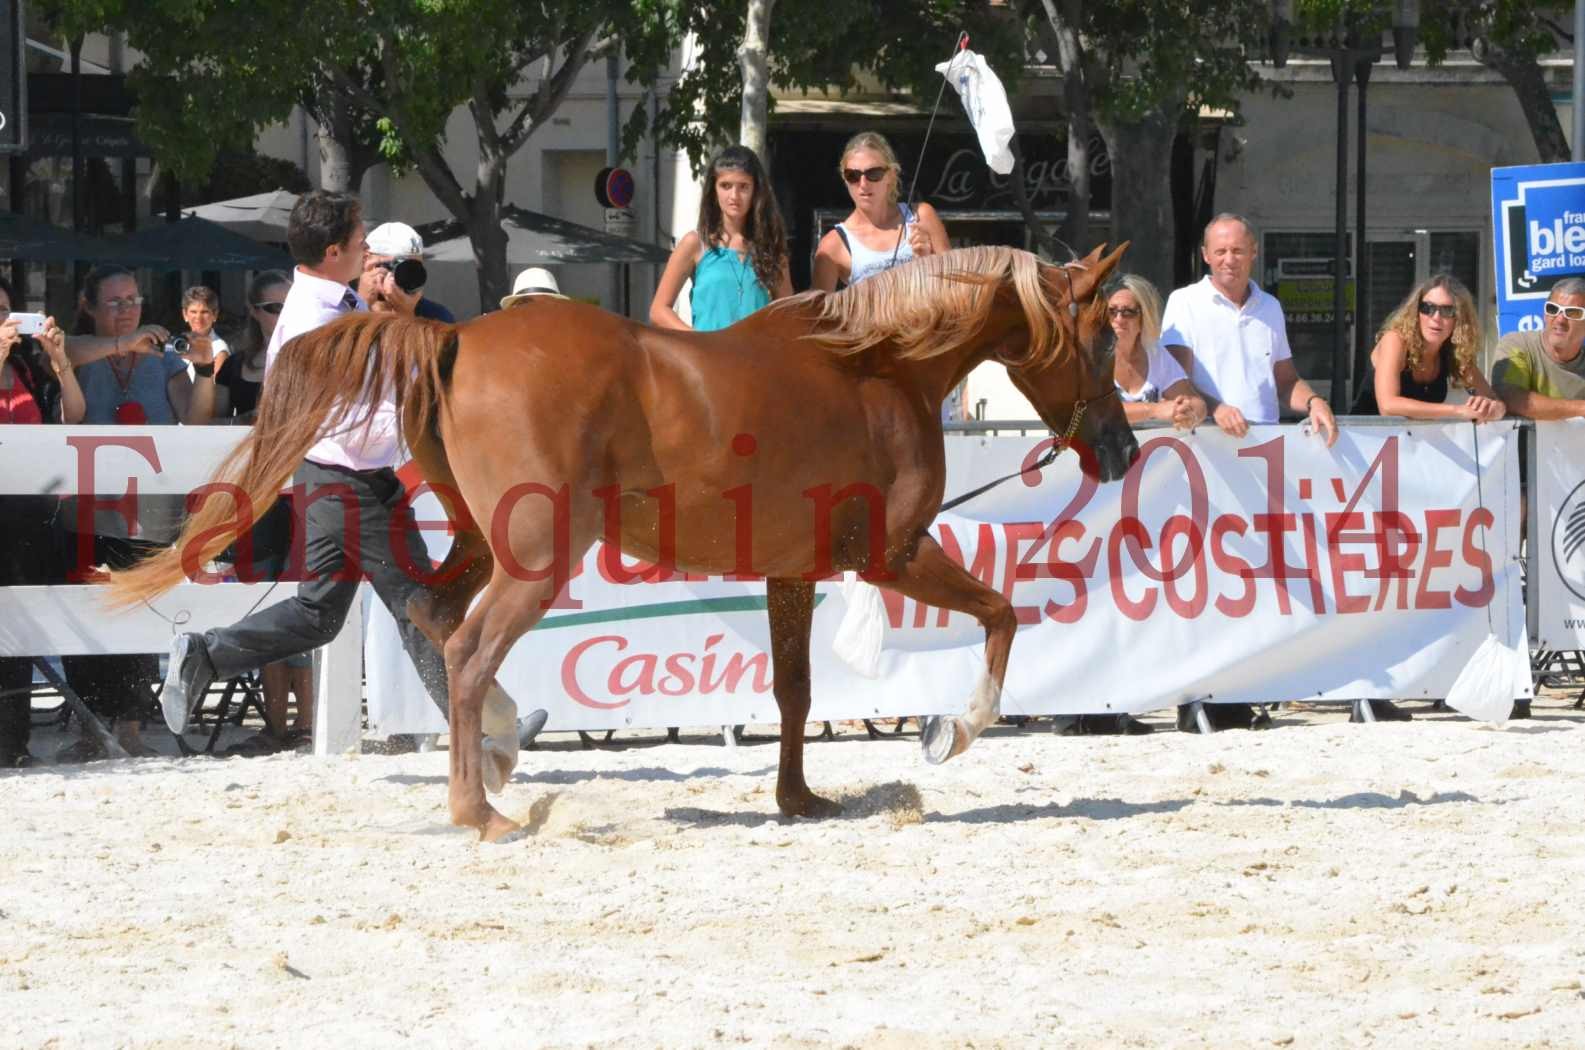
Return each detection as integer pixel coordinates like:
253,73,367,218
1431,1,1572,163
644,0,1025,174
653,0,1268,293
1015,0,1271,292
34,0,681,305
1296,1,1571,163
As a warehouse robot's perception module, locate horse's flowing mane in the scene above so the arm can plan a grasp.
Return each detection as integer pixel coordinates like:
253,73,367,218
790,245,1071,369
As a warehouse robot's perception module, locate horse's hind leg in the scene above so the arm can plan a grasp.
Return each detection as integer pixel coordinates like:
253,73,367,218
875,534,1016,764
767,578,841,818
405,529,521,792
443,572,563,840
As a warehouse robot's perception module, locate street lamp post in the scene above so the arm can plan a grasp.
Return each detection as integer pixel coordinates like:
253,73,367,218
1269,1,1419,412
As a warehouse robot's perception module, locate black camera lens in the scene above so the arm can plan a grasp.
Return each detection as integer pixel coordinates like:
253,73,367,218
391,258,427,293
164,335,190,355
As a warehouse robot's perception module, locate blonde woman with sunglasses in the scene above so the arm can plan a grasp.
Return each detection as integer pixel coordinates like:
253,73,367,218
811,131,950,293
1107,275,1207,431
1354,274,1504,422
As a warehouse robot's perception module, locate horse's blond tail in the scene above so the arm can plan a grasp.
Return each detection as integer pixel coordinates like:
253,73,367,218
105,312,455,610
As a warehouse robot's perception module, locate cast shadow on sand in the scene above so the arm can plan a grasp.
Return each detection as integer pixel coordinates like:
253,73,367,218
1220,789,1485,810
665,781,927,829
375,764,775,788
929,797,1194,824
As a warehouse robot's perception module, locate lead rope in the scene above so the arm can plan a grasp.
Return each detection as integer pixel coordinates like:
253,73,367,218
938,393,1099,513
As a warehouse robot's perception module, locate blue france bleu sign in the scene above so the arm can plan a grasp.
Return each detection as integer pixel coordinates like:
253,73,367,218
1492,162,1585,336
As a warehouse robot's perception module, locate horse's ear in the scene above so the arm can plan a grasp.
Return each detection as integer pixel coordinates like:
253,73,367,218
1080,243,1107,266
1067,242,1129,304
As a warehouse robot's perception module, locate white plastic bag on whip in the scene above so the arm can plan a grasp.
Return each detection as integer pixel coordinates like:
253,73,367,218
1444,634,1527,724
935,49,1016,175
832,574,886,678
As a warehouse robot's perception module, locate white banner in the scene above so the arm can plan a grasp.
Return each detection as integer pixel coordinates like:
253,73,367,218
368,422,1528,734
1528,419,1585,648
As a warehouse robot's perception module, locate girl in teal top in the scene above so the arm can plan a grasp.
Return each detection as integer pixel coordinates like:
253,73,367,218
650,145,792,333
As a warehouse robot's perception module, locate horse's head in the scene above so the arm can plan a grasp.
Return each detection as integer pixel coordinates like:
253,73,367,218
1005,243,1139,483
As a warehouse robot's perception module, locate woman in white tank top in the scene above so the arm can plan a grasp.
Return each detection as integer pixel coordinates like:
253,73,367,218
812,131,950,293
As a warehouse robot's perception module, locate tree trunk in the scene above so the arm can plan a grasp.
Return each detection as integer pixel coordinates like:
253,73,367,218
738,0,776,159
467,206,511,311
1037,0,1093,252
1478,44,1570,163
1097,103,1183,296
469,153,512,309
314,94,357,193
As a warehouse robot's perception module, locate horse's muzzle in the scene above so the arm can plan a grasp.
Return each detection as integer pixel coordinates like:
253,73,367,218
1093,422,1140,484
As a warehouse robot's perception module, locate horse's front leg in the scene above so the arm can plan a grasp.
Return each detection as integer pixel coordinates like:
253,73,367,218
874,533,1016,764
766,578,842,818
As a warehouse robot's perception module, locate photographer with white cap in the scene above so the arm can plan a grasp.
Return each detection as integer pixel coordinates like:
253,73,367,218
363,221,455,323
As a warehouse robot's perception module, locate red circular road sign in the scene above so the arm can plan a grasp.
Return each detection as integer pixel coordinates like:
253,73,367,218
594,166,636,209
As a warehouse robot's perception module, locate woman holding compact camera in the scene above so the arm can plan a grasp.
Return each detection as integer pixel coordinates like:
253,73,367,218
64,265,217,426
1,278,82,766
52,265,219,760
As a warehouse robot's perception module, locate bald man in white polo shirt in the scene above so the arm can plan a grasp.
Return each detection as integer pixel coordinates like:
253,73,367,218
1161,213,1338,447
1159,214,1337,733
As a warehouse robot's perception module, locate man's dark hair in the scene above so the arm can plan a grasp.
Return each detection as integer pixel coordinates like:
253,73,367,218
287,191,363,266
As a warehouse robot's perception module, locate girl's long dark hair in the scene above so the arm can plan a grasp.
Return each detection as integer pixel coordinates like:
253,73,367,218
697,145,788,295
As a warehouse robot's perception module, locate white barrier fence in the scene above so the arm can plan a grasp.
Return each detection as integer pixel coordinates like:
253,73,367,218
0,426,363,756
0,419,1552,743
369,418,1530,732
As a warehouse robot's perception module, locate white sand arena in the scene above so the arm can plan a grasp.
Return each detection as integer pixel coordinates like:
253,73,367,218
4,698,1585,1047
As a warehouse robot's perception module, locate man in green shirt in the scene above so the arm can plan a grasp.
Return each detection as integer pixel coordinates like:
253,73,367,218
1490,278,1585,719
1493,278,1585,417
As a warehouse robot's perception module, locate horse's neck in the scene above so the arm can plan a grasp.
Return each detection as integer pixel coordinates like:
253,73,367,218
898,343,996,410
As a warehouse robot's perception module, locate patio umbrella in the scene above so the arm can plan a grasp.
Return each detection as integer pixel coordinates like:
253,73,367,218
114,216,292,271
0,212,153,265
183,188,299,243
415,205,670,266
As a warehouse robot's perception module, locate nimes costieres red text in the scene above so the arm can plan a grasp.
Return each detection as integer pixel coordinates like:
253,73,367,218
65,429,1499,619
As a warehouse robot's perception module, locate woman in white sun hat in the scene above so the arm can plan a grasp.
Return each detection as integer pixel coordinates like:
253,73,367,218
499,267,565,308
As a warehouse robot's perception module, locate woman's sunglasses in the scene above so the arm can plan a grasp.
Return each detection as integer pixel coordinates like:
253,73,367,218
251,301,285,315
1107,306,1141,319
1418,301,1457,320
1544,301,1585,321
842,166,888,185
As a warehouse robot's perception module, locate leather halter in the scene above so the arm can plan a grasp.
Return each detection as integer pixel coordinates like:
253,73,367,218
939,257,1116,514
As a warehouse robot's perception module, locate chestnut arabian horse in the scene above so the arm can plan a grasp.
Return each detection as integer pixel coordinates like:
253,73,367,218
111,243,1138,841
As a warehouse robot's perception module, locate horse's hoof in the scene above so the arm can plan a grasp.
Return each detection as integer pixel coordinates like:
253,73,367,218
478,810,524,844
921,715,959,765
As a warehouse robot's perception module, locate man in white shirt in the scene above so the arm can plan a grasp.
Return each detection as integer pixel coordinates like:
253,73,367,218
1160,214,1338,734
1161,213,1338,446
161,191,544,765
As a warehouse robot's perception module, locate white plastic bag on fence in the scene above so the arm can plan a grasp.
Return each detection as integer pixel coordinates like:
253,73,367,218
832,574,886,678
1444,633,1527,724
